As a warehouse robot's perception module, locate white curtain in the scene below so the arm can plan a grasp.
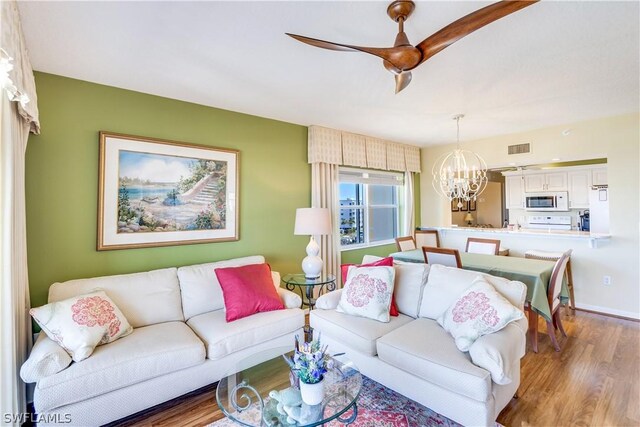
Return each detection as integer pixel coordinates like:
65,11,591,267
404,171,415,236
1,1,40,423
311,163,340,282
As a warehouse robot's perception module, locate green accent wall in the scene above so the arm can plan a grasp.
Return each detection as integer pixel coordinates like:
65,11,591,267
26,73,311,308
26,73,421,308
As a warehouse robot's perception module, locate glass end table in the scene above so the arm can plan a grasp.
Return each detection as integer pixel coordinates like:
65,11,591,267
281,274,336,310
216,346,362,427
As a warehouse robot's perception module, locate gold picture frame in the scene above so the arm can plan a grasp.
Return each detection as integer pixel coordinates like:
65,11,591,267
98,131,239,250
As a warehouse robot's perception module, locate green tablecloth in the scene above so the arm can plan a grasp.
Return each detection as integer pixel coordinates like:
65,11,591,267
390,249,569,321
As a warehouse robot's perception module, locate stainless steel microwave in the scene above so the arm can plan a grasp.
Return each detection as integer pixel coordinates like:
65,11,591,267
524,192,569,211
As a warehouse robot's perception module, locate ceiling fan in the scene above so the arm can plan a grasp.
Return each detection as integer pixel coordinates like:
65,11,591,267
286,0,538,93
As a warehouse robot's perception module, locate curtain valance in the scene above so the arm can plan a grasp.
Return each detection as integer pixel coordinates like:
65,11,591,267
308,125,421,173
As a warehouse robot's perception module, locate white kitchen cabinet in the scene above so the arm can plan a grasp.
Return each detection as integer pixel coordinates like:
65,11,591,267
568,170,591,208
545,172,568,191
524,172,567,192
506,175,525,209
524,174,546,192
592,167,608,186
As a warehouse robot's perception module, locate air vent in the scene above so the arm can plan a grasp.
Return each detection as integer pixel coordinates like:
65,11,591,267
508,143,531,155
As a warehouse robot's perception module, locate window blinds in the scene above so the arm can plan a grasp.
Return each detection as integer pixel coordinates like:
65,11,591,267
339,168,404,186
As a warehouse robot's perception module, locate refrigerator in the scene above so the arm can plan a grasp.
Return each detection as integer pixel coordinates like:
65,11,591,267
589,187,610,234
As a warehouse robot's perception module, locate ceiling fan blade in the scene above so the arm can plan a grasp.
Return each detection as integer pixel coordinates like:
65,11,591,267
395,72,412,94
286,33,406,69
415,0,539,65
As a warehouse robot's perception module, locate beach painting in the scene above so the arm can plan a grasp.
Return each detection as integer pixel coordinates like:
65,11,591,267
98,132,239,250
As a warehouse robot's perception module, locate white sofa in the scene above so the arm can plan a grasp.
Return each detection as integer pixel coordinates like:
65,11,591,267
22,255,305,426
310,256,528,427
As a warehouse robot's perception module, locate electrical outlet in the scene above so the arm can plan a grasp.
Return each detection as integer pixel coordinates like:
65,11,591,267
603,276,612,286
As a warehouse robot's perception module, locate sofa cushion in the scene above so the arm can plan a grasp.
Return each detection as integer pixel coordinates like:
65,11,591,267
419,264,526,320
35,321,205,411
309,309,413,356
48,268,183,328
177,256,266,320
392,262,430,318
376,318,492,402
361,255,430,318
187,308,304,360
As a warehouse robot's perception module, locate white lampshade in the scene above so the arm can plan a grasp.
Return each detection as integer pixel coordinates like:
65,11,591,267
294,208,331,236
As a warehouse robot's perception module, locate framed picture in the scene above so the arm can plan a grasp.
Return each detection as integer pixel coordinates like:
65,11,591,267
460,200,469,211
469,200,477,211
98,132,239,250
451,199,460,212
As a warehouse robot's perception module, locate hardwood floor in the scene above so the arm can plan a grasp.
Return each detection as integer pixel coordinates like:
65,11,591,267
499,309,640,427
115,310,639,427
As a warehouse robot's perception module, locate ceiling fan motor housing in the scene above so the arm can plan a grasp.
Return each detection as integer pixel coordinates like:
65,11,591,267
387,0,415,23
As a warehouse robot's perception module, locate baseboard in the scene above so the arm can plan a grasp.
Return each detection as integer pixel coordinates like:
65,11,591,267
574,304,640,321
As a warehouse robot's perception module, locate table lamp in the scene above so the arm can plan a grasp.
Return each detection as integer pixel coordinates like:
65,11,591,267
294,208,332,279
464,212,474,226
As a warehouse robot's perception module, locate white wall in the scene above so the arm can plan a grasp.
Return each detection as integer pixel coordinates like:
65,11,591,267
420,113,640,318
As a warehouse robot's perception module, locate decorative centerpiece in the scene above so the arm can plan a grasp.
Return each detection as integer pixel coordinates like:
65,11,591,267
286,335,331,405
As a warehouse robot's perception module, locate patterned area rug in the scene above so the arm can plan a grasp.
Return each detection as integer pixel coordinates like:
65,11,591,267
210,376,501,427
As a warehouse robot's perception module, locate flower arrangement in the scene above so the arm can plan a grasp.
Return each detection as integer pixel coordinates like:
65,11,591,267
286,335,332,385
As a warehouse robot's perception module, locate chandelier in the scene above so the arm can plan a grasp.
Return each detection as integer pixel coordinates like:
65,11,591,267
432,114,488,208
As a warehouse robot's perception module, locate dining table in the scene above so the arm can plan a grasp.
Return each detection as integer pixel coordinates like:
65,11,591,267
389,249,569,323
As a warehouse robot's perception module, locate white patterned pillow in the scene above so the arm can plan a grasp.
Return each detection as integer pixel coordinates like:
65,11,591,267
30,290,133,362
437,277,524,352
336,266,395,323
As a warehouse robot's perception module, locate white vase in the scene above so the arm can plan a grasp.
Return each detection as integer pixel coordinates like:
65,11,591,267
299,379,324,405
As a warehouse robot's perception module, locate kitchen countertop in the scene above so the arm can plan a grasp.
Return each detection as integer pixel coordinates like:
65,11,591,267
424,226,611,240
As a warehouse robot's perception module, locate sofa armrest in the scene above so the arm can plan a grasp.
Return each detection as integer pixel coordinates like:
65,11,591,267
20,332,72,383
277,288,302,309
315,290,343,310
468,317,527,385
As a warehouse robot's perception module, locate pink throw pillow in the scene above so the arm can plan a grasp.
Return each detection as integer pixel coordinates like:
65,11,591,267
215,263,285,322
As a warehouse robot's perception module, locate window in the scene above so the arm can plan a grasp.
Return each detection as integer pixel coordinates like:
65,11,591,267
339,168,403,248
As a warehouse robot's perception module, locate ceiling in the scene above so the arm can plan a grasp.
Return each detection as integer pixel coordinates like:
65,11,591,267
17,1,640,146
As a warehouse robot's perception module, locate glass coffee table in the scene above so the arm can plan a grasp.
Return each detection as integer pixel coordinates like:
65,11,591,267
216,347,362,426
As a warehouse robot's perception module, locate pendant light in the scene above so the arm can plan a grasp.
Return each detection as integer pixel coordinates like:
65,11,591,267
432,115,488,207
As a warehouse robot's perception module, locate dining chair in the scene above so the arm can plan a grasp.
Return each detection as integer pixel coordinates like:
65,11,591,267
395,236,417,252
415,229,440,248
525,251,571,352
422,246,462,268
465,238,501,255
525,249,575,310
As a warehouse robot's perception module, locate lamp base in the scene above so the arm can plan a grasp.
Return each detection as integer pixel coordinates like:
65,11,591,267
302,257,322,279
302,236,323,279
